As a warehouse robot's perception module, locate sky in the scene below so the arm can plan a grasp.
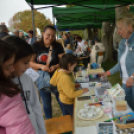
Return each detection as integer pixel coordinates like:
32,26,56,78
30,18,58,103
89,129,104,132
0,0,65,27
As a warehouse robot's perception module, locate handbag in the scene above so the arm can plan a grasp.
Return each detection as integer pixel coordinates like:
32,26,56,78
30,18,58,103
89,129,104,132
36,45,58,94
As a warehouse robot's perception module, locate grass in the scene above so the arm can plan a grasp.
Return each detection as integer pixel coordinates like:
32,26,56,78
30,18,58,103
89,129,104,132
102,61,122,86
43,61,122,119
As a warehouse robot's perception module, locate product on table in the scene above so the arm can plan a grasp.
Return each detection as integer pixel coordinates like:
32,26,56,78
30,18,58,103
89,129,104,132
114,112,134,124
77,96,91,101
116,101,127,111
97,122,113,134
78,106,102,118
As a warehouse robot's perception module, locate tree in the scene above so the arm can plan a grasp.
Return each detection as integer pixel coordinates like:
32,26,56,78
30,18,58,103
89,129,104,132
8,10,52,32
102,22,115,62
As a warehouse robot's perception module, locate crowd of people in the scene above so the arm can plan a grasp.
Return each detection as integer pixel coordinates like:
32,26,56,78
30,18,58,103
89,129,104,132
0,25,37,45
0,23,105,134
1,12,134,134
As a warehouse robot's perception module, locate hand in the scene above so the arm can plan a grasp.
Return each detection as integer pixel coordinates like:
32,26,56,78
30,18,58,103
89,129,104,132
49,65,57,73
99,72,108,77
82,88,89,93
75,83,81,88
41,65,50,72
126,77,133,88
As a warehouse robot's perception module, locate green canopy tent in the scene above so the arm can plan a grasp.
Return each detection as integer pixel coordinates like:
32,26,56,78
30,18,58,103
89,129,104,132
53,5,134,30
52,5,115,30
56,21,102,30
26,0,133,6
25,0,134,35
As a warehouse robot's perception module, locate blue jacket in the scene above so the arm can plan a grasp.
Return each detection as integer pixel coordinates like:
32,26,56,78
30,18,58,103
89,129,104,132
27,37,36,45
109,32,134,78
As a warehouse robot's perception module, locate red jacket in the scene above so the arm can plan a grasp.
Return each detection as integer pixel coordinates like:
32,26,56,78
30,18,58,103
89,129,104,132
0,93,35,134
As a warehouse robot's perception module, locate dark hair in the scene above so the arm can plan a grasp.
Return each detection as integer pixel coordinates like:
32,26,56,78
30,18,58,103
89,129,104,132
27,30,33,35
68,32,70,35
76,36,82,41
64,33,69,39
0,39,20,97
95,38,101,43
38,25,61,48
2,36,34,62
59,54,77,71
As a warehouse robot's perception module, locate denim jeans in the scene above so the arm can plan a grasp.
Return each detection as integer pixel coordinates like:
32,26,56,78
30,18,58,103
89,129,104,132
60,101,74,117
122,84,134,111
39,90,64,119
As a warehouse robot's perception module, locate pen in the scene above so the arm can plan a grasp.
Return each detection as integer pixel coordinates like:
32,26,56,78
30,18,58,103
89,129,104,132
104,117,118,122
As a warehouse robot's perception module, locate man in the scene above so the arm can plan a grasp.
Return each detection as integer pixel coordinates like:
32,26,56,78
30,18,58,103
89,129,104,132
12,29,19,37
68,32,75,48
26,30,36,45
0,25,9,39
19,31,25,40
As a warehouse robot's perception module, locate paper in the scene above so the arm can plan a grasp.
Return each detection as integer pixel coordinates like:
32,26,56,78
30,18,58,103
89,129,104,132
25,68,39,82
75,126,97,134
80,83,90,95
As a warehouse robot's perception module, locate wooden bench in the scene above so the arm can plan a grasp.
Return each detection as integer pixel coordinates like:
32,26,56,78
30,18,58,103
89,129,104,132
45,115,73,134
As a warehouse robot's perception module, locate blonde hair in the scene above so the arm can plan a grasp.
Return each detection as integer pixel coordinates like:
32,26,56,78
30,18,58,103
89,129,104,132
116,12,134,30
67,44,73,50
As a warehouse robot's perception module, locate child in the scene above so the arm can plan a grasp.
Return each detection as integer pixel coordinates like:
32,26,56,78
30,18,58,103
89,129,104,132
0,40,35,134
3,36,47,134
50,54,89,116
65,44,73,54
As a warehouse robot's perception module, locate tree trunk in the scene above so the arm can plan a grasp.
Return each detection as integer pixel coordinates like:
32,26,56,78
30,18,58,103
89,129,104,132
102,22,114,62
113,6,128,50
87,28,94,40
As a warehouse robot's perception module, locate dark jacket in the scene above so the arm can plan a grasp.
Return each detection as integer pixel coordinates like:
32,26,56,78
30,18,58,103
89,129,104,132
0,32,8,39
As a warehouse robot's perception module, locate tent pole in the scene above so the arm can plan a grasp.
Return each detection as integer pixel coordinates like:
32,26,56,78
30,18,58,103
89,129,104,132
31,3,36,41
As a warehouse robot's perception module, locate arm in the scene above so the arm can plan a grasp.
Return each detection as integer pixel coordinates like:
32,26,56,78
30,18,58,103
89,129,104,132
0,94,35,134
61,76,83,98
99,63,120,77
109,63,120,75
30,54,49,72
29,78,47,134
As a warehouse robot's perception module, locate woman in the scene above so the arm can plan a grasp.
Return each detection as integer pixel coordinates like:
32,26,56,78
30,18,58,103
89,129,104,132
63,33,70,47
100,13,134,110
0,40,35,134
30,25,65,119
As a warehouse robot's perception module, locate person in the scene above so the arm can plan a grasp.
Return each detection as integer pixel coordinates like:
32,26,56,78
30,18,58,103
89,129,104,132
19,31,25,40
63,33,70,47
90,38,105,64
0,39,35,134
50,54,89,116
76,36,89,52
12,29,19,37
68,32,74,46
3,36,47,134
65,44,73,54
27,30,36,45
0,25,8,39
99,13,134,111
30,25,65,119
58,32,63,39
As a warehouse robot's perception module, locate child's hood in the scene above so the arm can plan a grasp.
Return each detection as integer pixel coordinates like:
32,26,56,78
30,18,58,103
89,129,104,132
50,69,67,86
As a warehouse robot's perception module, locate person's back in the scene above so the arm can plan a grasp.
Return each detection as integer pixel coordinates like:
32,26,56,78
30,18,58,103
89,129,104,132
50,54,89,116
0,93,35,134
0,25,8,39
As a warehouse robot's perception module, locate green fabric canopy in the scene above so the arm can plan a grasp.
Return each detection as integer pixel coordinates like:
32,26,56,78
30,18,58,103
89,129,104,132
26,0,134,5
53,6,134,30
53,5,115,30
56,22,102,30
